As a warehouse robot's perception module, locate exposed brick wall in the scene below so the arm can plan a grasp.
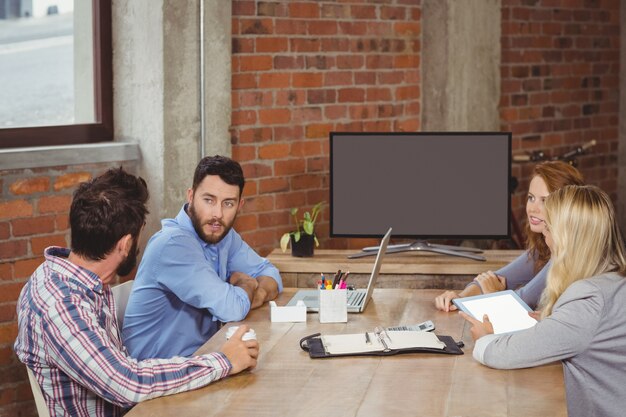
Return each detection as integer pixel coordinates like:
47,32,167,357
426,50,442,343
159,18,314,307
0,162,137,417
501,0,620,229
232,0,621,256
231,0,422,254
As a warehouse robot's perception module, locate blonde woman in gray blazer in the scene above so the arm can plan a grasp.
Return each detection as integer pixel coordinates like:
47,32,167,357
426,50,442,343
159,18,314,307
461,185,626,417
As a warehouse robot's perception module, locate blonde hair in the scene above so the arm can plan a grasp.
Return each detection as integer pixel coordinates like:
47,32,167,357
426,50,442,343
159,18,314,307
539,185,626,318
525,161,584,272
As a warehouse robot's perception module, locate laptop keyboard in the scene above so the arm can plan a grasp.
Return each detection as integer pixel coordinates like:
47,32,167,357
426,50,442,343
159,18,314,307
347,291,365,306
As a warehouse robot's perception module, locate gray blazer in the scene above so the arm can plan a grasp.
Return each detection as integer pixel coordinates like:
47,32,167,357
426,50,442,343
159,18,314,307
473,272,626,417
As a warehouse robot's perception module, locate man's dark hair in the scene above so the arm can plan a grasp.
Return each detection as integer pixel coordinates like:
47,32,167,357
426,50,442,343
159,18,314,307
192,155,245,195
70,167,149,261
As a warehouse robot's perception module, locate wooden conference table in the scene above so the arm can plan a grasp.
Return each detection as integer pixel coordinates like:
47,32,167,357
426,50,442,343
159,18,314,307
126,289,566,417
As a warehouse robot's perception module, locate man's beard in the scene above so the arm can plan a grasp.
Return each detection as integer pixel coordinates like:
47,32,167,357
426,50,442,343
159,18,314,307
188,202,235,244
117,238,139,277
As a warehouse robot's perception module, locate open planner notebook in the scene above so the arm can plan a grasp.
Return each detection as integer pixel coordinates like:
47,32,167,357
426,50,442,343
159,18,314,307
300,328,464,358
322,329,444,354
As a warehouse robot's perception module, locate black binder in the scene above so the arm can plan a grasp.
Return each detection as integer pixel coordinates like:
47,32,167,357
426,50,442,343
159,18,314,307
300,332,464,359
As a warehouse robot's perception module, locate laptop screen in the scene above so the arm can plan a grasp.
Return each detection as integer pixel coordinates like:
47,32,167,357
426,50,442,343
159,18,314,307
285,227,392,312
360,227,392,311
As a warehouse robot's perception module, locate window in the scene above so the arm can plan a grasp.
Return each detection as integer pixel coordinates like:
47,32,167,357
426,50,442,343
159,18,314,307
0,0,112,148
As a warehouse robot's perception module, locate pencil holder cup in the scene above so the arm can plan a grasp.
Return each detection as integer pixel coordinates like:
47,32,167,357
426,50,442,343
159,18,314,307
319,289,348,323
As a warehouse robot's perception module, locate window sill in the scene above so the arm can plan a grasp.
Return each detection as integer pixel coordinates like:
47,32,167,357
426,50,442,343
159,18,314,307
0,142,140,170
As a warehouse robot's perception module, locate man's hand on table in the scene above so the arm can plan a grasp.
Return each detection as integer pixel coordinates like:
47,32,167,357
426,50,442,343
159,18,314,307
250,276,279,309
220,325,259,374
229,272,259,302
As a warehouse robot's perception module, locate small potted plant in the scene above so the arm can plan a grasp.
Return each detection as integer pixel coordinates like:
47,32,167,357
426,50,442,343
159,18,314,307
280,201,324,257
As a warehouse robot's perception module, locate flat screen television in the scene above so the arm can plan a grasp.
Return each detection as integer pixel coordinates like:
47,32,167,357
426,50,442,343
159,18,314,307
330,132,511,243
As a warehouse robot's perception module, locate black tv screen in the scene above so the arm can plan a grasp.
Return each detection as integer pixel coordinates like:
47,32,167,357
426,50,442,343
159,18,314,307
330,132,511,239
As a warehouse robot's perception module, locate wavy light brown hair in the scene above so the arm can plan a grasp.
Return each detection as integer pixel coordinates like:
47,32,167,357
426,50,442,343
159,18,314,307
540,185,626,318
525,161,584,272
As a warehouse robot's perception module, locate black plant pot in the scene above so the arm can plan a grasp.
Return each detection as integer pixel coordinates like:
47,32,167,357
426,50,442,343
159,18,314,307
291,233,315,257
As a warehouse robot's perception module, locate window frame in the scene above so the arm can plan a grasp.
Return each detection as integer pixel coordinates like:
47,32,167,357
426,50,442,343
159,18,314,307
0,0,112,149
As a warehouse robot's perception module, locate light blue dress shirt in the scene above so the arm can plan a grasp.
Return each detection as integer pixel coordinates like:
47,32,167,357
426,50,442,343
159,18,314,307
122,204,282,360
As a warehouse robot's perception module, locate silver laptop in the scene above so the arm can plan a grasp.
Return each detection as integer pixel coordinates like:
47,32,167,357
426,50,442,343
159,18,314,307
286,227,392,313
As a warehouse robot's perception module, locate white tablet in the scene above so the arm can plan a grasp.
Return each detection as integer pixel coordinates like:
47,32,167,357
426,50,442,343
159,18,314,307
453,290,537,334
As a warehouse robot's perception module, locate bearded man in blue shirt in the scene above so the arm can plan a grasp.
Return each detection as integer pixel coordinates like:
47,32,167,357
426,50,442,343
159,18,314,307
123,155,282,360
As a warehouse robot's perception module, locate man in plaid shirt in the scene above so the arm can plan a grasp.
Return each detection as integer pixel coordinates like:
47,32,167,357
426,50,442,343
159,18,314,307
14,168,259,417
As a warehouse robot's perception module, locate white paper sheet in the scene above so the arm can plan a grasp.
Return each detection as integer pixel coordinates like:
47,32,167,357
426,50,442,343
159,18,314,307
321,330,445,355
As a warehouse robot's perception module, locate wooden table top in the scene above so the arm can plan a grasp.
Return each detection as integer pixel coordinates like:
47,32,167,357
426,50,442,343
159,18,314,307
267,249,524,275
126,289,566,417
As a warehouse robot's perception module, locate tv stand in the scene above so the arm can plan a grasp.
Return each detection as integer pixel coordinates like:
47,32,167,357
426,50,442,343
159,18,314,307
348,240,486,261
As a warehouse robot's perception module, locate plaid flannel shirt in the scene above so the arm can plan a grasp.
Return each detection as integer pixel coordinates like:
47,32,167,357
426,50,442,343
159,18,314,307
14,247,232,417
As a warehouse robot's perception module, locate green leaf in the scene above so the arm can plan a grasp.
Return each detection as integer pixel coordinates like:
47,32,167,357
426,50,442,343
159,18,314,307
311,201,325,223
312,201,324,214
293,231,301,242
280,233,291,252
303,221,313,235
314,236,319,247
290,207,298,216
